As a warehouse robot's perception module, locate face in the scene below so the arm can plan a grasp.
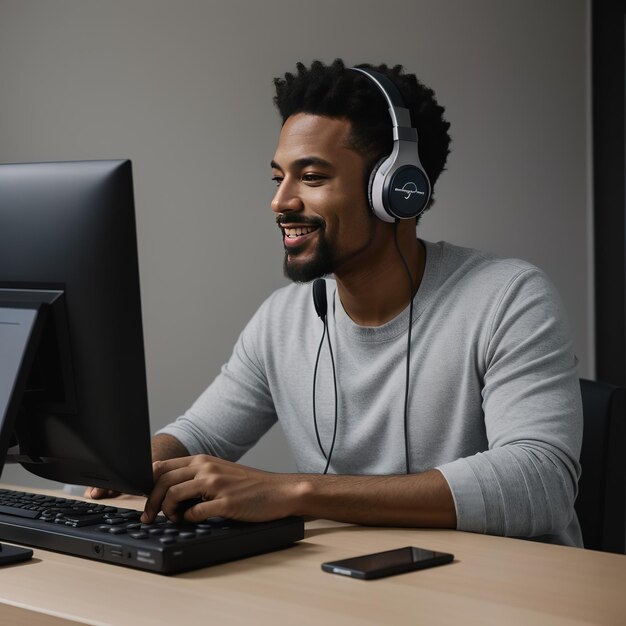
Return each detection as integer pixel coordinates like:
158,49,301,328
271,113,377,283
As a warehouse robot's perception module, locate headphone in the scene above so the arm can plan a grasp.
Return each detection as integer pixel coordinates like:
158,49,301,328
350,67,431,223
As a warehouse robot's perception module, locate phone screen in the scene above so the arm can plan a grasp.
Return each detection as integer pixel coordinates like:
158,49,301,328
322,546,454,580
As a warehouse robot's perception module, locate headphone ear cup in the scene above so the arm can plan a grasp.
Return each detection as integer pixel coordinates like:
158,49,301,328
384,164,431,219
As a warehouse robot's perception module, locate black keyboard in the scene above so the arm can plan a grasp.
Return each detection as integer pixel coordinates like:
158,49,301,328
0,489,304,574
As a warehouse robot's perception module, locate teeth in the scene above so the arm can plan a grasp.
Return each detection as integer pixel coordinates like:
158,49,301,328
284,226,316,238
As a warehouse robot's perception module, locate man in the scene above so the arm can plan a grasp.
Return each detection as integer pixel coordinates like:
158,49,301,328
89,59,583,546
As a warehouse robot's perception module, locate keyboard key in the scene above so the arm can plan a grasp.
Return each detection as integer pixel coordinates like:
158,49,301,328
129,531,148,539
0,505,41,518
33,495,53,501
55,507,85,515
63,514,108,527
178,532,196,540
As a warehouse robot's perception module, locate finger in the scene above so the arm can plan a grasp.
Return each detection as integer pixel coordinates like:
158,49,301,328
183,498,227,523
86,487,119,499
152,454,224,481
142,466,200,522
159,479,214,521
151,457,193,482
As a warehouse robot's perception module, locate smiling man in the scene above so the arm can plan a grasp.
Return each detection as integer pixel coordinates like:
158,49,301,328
89,60,583,546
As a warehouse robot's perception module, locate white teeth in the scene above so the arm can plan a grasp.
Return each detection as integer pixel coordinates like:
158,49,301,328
284,226,316,238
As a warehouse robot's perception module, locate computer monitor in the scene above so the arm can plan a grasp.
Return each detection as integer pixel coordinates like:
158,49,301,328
0,160,153,495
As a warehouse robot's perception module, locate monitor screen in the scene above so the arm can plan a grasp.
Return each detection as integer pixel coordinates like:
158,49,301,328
0,160,153,495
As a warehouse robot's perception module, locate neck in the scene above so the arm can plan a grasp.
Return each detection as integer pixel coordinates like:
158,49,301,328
334,221,425,326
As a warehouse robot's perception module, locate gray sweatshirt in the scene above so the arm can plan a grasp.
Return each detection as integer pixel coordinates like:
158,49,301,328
158,240,583,546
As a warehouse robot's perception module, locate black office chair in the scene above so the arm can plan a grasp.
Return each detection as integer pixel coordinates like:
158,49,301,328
575,379,626,553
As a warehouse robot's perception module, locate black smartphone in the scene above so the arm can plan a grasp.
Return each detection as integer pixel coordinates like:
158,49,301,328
0,543,33,566
321,546,454,580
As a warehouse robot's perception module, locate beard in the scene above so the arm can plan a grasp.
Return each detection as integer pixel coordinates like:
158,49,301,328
278,209,377,284
282,228,335,283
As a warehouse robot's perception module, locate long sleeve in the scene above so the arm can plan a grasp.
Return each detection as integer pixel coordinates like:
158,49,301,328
437,267,583,543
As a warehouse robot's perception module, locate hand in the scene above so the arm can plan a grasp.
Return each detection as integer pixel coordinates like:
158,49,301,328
84,487,121,499
141,455,302,524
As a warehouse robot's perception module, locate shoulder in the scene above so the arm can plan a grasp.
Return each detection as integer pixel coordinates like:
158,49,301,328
244,280,322,335
422,240,566,332
258,281,316,315
427,240,555,295
236,281,328,370
430,240,538,276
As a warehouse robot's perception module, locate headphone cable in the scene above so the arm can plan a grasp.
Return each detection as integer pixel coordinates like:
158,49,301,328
312,298,339,474
312,319,328,458
323,327,339,475
394,221,416,475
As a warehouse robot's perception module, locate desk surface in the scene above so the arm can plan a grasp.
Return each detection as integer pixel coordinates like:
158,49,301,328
0,487,624,626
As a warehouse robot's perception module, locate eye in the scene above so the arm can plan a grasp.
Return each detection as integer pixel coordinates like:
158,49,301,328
302,173,326,184
271,176,283,187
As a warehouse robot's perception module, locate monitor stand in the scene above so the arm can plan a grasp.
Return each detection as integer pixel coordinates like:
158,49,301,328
0,289,66,466
0,303,45,470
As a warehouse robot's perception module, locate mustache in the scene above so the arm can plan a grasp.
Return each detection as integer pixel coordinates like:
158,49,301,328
275,214,325,229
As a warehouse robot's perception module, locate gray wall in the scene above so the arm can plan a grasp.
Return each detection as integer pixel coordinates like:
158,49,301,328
0,0,591,489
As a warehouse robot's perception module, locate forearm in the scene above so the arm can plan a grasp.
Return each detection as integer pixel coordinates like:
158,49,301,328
291,469,456,528
151,434,189,462
141,455,457,526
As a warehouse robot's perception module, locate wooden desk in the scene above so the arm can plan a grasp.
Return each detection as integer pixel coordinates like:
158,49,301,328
0,488,624,626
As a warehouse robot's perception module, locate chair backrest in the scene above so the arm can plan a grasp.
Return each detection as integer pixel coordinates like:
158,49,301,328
576,379,626,553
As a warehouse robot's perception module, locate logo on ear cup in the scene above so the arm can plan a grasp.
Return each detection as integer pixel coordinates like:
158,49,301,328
394,182,425,200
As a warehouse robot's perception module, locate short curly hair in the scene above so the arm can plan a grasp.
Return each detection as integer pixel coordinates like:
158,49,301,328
273,58,451,202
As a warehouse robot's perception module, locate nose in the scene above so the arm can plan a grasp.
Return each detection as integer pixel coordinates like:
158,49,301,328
271,179,304,216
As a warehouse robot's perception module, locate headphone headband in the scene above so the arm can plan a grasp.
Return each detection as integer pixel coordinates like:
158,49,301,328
351,68,405,111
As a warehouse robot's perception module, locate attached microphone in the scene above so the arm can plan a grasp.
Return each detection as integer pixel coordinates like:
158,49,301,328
312,278,327,319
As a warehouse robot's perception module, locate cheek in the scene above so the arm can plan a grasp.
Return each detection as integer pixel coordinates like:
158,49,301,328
310,185,372,243
336,196,374,238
